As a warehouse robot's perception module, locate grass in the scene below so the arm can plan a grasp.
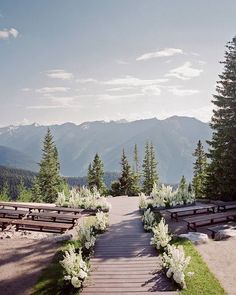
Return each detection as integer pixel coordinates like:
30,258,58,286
32,216,96,295
173,237,227,295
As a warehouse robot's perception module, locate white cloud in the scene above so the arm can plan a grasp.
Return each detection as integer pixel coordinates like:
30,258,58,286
136,48,183,61
115,59,129,65
76,78,98,83
36,87,70,94
46,69,73,80
168,86,200,96
21,88,32,92
103,75,168,87
0,28,19,39
166,62,203,80
141,85,161,96
97,93,142,102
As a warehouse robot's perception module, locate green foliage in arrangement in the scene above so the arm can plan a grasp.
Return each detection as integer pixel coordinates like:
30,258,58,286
206,37,236,201
33,128,63,203
192,140,208,198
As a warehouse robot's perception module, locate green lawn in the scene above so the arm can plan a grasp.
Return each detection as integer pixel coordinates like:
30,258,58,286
173,238,227,295
32,240,82,295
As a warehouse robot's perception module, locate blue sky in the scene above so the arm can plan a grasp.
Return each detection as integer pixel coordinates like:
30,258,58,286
0,0,236,126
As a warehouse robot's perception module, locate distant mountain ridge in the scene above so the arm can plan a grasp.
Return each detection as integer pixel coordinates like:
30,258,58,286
0,116,212,183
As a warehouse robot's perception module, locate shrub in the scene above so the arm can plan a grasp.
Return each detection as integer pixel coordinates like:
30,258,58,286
142,208,156,231
161,244,191,289
60,244,89,289
94,211,109,232
151,218,172,250
73,222,96,253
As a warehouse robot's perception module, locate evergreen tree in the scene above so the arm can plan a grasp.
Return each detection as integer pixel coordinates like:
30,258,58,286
206,37,236,200
35,128,63,203
192,140,207,198
132,144,141,194
149,142,159,187
87,153,106,193
142,142,151,194
118,149,134,195
0,182,10,201
133,144,140,174
142,142,159,195
179,175,188,193
188,183,192,193
17,180,32,202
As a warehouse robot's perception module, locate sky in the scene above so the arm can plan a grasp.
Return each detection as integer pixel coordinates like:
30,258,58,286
0,0,236,126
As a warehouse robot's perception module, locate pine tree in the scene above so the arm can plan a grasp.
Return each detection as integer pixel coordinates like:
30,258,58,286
206,37,236,201
179,175,188,193
149,142,159,187
132,144,141,194
87,153,106,193
192,140,207,198
142,142,150,194
118,149,134,195
35,128,63,203
142,142,159,195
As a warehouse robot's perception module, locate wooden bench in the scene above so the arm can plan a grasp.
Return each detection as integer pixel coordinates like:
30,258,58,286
28,211,82,224
0,208,29,219
207,222,236,238
0,218,73,233
216,201,236,212
183,210,236,231
167,204,216,221
0,201,97,215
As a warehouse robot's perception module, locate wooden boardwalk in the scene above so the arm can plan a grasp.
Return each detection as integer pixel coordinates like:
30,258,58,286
82,196,177,295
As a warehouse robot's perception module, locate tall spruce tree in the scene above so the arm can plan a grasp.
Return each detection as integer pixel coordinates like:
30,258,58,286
132,144,141,194
34,128,63,203
133,144,140,174
87,153,106,193
192,140,207,198
179,175,188,192
149,142,159,187
118,149,133,195
206,37,236,200
142,142,159,195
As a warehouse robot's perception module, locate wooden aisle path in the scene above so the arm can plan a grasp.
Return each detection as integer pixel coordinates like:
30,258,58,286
82,196,177,295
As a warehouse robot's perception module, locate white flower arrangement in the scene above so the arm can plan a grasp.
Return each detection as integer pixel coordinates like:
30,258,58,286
149,184,195,209
74,222,96,250
161,244,191,289
150,218,172,250
56,187,111,211
94,211,109,232
139,193,148,209
60,244,89,289
142,208,156,231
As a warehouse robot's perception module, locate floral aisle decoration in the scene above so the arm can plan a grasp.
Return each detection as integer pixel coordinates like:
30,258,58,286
142,208,156,231
161,244,191,289
56,187,111,211
60,244,89,289
139,193,148,209
94,211,109,232
74,222,96,252
150,218,172,251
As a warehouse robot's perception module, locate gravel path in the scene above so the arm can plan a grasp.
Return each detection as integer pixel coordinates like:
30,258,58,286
82,196,177,295
0,238,59,295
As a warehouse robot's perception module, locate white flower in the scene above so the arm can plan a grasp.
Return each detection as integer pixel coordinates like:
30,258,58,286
71,276,82,288
150,218,172,250
94,211,109,231
60,245,89,289
78,269,88,279
142,208,156,230
161,244,191,289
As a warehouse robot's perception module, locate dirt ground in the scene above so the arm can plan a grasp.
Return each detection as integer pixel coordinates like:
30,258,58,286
197,237,236,295
0,238,59,295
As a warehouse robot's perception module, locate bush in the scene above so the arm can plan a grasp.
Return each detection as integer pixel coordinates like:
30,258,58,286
150,218,172,251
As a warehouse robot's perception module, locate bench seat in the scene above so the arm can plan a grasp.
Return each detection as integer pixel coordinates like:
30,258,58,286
0,217,73,233
183,211,236,231
207,222,236,238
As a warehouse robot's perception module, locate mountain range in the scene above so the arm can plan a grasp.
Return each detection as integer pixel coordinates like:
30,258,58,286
0,116,212,183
